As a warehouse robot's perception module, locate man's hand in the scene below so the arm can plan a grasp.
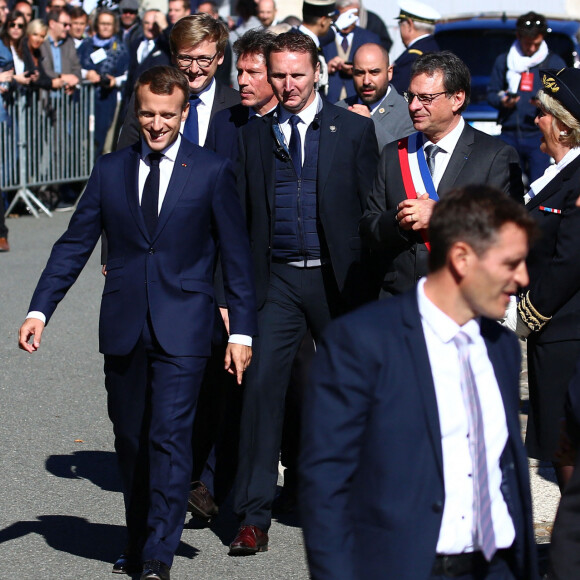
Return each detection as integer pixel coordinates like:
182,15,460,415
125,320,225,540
501,94,520,109
219,307,230,334
348,103,371,118
86,70,100,84
224,343,252,385
327,56,345,74
396,193,436,231
61,73,79,87
19,318,45,353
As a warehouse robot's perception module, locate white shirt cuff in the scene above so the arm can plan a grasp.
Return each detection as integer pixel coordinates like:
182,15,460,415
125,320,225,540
228,334,252,347
26,311,46,324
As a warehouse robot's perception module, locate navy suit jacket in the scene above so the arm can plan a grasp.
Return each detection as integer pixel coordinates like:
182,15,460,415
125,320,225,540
524,156,580,343
300,290,538,580
29,138,257,357
323,26,380,103
237,101,380,309
205,103,250,162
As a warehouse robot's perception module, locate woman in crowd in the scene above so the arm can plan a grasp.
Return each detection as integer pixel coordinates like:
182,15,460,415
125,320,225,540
78,9,128,157
516,67,580,491
0,10,34,88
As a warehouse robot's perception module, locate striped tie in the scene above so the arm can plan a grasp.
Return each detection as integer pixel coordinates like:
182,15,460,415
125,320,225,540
453,331,496,561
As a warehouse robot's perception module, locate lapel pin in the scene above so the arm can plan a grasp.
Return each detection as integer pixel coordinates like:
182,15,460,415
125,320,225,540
330,125,336,132
182,163,187,167
379,108,385,114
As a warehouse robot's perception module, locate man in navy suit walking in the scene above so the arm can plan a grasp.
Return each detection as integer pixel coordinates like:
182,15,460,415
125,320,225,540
301,186,540,580
18,65,257,580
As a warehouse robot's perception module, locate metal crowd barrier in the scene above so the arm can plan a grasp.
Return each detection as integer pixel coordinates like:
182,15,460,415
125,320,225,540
1,82,95,218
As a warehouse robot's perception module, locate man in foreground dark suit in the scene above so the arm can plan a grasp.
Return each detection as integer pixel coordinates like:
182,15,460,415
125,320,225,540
360,51,523,298
229,31,379,556
301,185,539,580
18,65,257,580
117,13,240,149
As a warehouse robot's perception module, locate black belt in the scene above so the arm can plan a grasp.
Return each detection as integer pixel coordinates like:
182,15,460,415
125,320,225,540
431,548,513,577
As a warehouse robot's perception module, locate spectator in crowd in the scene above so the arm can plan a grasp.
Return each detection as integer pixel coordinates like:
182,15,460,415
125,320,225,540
360,52,523,298
196,0,232,86
13,0,33,23
0,20,8,252
391,0,440,94
354,0,392,52
297,0,336,97
18,63,257,580
39,10,81,93
117,13,239,149
229,31,379,556
336,42,414,149
487,12,565,190
22,18,62,89
117,0,141,47
168,0,190,26
301,185,539,580
229,0,261,43
0,0,8,26
323,0,379,103
68,5,88,49
1,10,34,87
508,67,580,492
257,0,277,28
79,9,129,157
44,0,66,19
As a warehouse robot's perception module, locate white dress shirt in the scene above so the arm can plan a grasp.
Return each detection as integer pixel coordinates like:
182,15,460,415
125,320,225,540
277,93,322,167
417,278,515,555
423,117,465,190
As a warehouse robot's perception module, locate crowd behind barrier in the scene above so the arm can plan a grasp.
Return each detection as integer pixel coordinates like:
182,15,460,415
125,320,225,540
1,81,94,217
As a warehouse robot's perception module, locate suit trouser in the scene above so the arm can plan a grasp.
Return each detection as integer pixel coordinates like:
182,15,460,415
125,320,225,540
104,313,208,566
233,262,339,531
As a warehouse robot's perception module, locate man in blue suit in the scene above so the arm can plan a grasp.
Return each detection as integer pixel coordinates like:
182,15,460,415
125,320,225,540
18,65,257,580
301,186,539,580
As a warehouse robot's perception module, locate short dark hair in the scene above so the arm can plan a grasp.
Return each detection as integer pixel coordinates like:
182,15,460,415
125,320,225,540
411,51,471,112
134,65,190,111
233,28,275,60
169,0,191,10
516,11,547,38
46,9,63,23
68,6,87,19
428,185,539,272
266,30,318,70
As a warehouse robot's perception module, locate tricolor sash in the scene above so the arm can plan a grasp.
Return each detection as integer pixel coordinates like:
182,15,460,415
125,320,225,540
397,132,439,251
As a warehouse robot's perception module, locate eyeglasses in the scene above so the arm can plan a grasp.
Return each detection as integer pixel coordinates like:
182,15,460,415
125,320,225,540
59,21,71,27
122,9,138,14
536,106,550,118
9,22,25,29
176,52,218,69
404,91,448,105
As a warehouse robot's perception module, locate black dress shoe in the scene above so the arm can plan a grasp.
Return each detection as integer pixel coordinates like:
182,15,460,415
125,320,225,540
141,560,170,580
112,553,141,575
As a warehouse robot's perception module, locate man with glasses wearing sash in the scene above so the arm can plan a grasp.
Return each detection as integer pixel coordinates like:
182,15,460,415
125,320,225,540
361,51,524,298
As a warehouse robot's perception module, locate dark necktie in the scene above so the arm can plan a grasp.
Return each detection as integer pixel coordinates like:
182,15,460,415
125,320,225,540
141,152,162,237
183,94,201,145
424,144,441,176
453,332,497,561
288,115,302,178
341,34,349,53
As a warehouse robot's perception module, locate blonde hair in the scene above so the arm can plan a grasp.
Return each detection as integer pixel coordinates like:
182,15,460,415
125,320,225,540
169,13,228,55
537,89,580,148
27,18,47,36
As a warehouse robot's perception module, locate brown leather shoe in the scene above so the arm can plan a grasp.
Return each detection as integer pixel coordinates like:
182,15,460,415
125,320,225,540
0,237,9,252
187,481,219,519
228,525,269,556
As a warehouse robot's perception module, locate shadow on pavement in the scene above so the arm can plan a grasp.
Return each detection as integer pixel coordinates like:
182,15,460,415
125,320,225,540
45,450,121,492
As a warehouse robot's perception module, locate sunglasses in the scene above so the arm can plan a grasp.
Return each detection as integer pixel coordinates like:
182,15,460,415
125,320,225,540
9,22,25,29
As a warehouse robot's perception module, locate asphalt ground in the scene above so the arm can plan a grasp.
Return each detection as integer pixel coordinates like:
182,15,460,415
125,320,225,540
0,210,560,579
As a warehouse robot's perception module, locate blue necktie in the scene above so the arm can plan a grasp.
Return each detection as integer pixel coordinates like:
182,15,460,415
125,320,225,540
453,331,497,561
183,94,201,145
141,152,162,237
289,115,302,178
341,34,349,53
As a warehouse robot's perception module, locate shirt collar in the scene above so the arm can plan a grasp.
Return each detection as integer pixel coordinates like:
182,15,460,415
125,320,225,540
298,24,320,47
417,277,481,344
193,77,216,106
48,35,64,48
278,92,321,126
424,116,465,153
140,134,181,162
367,87,390,114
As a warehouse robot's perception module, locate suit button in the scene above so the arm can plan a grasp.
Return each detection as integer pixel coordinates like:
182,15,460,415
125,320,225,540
149,248,155,254
432,500,443,513
410,246,416,255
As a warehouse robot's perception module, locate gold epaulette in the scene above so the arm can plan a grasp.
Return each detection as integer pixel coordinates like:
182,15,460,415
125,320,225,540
517,290,552,332
408,49,423,56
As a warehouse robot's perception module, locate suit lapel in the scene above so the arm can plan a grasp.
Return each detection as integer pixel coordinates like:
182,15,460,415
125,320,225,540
402,293,444,479
155,141,192,236
438,124,474,194
317,104,339,201
260,116,276,211
125,144,149,240
526,156,580,211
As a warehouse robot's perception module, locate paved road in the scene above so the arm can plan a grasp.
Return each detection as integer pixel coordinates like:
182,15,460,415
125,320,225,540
0,211,560,579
